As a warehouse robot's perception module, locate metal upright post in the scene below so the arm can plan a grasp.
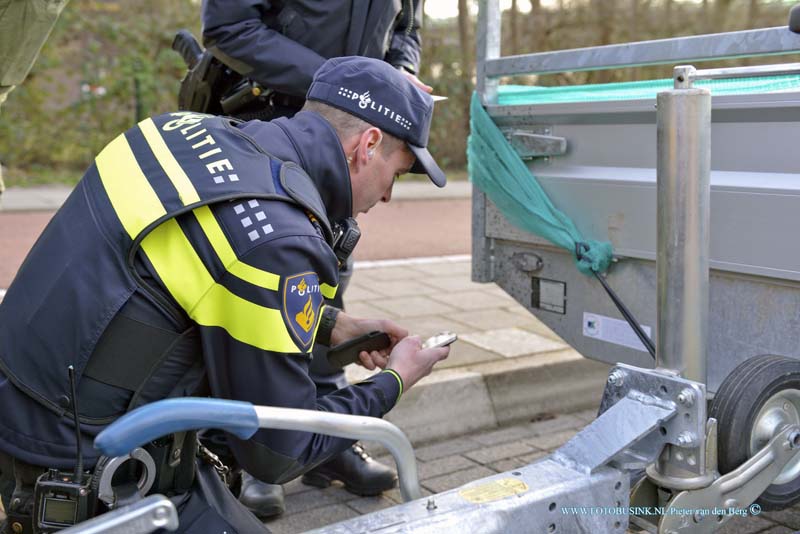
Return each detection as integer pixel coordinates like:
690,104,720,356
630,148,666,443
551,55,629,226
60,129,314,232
655,72,711,385
472,0,502,283
476,0,501,106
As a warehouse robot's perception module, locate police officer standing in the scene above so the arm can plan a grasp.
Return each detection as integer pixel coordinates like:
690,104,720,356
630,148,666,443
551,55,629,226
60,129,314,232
194,0,432,515
200,0,431,121
0,56,448,533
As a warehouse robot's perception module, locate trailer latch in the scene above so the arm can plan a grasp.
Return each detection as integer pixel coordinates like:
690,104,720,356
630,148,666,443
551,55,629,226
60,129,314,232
507,130,567,159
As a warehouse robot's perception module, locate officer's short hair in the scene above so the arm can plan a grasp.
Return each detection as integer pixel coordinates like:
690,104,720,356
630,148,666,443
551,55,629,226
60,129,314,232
306,56,444,186
302,100,403,158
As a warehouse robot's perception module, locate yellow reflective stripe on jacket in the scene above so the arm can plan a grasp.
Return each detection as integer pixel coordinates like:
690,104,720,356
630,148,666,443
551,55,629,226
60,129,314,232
143,219,214,310
139,118,280,291
193,284,298,353
143,220,300,353
95,134,166,238
95,130,300,353
320,283,338,300
139,119,201,204
193,206,280,291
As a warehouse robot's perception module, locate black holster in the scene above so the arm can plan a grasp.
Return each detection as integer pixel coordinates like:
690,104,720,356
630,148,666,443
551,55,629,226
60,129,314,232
145,431,197,497
0,452,45,534
173,30,237,114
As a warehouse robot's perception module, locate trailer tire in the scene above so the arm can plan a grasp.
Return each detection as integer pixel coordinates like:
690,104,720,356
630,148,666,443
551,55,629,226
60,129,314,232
710,354,800,510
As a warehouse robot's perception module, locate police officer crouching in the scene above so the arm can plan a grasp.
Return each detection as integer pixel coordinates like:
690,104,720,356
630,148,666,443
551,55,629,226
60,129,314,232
0,56,449,534
184,0,431,516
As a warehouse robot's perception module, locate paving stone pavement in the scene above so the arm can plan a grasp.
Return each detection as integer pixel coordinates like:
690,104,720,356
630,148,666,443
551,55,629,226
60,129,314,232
345,257,564,362
263,408,800,534
340,257,609,445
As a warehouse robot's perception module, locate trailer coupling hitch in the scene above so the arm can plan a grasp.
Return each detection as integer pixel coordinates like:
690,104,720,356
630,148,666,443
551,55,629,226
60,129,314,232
635,424,800,533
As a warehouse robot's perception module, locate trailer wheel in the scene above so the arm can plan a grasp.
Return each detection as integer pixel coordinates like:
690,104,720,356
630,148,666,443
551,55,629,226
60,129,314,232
710,354,800,510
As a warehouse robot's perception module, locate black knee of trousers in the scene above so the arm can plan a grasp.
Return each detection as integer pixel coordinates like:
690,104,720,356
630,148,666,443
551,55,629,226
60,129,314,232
171,462,269,534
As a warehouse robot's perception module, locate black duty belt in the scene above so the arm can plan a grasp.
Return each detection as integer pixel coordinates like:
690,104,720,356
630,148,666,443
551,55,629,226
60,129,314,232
0,431,197,534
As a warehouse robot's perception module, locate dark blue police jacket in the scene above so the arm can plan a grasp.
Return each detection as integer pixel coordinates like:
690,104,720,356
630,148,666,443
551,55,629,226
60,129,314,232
202,0,423,98
0,111,401,481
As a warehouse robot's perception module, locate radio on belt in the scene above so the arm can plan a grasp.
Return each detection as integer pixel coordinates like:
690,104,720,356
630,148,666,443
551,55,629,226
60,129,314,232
33,367,95,532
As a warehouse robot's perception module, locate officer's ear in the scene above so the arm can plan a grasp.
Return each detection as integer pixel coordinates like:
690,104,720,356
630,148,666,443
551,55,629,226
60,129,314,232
360,127,383,162
346,127,382,168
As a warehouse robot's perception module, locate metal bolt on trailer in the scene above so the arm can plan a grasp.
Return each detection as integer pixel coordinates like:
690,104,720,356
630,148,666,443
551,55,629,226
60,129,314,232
66,3,800,533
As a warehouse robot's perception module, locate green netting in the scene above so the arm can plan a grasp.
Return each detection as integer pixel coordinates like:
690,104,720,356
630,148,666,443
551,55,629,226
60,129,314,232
468,75,800,276
467,92,613,275
497,75,800,106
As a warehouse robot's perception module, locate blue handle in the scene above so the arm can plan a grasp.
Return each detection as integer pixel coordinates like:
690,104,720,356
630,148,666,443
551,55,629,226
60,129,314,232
94,398,260,457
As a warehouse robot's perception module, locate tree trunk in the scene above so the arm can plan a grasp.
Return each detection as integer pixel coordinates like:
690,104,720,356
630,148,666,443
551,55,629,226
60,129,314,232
597,0,614,45
457,0,472,80
590,0,615,83
748,0,759,28
665,0,673,36
457,0,472,134
715,0,733,31
511,0,520,54
530,0,544,51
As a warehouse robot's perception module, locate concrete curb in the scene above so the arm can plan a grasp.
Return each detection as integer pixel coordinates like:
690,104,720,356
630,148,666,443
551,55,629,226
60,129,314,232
0,185,73,212
389,181,472,201
348,348,609,445
0,181,472,212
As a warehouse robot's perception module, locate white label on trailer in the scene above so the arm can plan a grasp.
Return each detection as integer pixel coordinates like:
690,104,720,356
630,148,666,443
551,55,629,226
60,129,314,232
582,312,652,353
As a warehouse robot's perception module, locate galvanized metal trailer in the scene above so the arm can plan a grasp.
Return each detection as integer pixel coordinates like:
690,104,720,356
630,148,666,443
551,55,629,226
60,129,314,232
472,8,800,393
468,0,800,530
72,4,800,533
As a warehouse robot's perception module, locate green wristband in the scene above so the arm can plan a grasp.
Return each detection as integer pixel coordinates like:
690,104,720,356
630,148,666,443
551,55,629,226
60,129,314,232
382,369,404,401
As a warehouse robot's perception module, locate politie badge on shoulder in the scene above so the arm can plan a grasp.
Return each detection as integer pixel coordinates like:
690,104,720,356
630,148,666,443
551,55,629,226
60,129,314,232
283,272,324,351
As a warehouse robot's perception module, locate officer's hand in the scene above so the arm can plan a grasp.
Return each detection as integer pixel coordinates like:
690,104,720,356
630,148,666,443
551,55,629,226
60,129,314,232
403,71,433,94
386,335,450,390
331,312,408,369
352,317,408,370
358,348,389,371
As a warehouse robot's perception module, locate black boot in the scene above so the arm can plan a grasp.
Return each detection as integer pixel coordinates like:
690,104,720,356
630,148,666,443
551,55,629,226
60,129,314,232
238,471,285,519
302,443,397,496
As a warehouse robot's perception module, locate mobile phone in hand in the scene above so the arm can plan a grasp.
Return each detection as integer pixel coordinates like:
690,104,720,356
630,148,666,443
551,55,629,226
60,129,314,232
422,331,458,349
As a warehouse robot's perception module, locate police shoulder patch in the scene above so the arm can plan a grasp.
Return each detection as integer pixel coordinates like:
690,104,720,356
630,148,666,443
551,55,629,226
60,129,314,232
282,271,324,351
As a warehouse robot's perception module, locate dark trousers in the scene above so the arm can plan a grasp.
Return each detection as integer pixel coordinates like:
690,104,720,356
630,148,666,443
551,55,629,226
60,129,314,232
163,461,268,534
